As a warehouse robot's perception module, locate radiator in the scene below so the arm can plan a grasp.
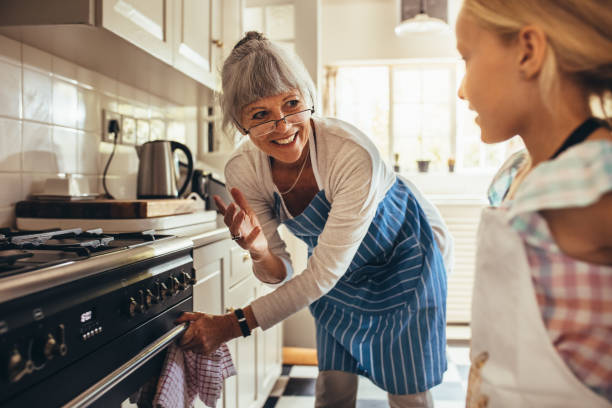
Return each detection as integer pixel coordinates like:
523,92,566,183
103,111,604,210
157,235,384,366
435,201,486,324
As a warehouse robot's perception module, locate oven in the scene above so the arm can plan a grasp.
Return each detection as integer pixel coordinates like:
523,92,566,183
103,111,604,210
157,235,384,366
0,229,196,407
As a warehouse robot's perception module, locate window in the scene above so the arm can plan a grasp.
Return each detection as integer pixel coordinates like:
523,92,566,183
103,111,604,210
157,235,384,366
244,3,295,54
327,61,523,173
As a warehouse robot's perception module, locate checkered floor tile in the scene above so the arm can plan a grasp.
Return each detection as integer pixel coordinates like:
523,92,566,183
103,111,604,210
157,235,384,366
264,346,470,407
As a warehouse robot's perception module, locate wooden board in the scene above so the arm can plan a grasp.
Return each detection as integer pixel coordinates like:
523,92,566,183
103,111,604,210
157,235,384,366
15,199,204,219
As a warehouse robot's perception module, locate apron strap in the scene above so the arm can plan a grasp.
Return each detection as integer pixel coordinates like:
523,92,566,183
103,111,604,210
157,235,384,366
550,117,610,159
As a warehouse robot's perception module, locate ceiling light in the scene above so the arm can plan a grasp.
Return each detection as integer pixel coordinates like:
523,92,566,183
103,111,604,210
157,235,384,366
395,0,449,35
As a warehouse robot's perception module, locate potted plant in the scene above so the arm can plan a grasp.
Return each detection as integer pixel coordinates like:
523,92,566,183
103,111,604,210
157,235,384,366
415,134,430,173
447,157,456,173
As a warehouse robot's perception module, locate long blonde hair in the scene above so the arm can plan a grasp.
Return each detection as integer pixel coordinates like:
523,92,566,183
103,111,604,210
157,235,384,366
461,0,612,120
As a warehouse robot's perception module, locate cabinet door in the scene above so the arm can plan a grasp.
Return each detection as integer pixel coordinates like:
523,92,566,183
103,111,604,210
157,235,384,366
101,0,174,64
193,260,223,315
257,284,283,400
225,276,258,408
173,0,222,90
229,245,253,288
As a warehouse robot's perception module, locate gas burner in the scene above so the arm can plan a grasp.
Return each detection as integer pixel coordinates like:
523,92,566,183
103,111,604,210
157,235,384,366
0,228,174,278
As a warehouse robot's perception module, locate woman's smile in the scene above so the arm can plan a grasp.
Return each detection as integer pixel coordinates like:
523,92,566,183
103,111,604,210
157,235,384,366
271,131,298,145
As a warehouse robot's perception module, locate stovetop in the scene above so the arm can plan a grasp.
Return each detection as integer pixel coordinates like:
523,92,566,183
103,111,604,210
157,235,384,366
0,228,174,278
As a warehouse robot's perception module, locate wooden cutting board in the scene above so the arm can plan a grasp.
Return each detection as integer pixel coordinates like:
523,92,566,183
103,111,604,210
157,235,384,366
16,199,204,219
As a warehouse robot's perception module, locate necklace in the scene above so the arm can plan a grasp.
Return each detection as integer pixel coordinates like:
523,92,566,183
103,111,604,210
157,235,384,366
278,148,310,195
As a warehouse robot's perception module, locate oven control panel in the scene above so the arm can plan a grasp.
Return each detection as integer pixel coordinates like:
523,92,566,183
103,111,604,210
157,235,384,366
0,250,194,405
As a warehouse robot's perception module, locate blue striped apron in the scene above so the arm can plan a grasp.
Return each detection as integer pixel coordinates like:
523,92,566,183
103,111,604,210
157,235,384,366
274,177,448,394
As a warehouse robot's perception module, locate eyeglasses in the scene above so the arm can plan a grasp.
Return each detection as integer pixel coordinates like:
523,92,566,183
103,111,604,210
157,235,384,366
242,107,314,138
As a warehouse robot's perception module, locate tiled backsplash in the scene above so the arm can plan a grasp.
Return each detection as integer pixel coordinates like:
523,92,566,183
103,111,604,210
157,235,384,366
0,34,203,228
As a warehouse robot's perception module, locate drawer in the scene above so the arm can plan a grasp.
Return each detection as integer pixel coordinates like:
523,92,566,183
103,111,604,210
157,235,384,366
229,245,252,287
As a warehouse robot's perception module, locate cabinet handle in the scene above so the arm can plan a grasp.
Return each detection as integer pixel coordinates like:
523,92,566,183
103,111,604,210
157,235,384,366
212,39,224,48
242,254,250,262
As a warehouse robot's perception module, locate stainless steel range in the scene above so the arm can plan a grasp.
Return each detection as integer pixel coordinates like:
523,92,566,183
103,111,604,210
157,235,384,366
0,228,195,407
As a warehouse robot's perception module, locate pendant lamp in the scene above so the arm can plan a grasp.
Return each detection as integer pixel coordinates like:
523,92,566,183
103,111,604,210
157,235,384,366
395,0,449,35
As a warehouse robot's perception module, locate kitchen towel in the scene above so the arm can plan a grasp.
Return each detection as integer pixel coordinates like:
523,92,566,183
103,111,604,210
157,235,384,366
152,343,236,408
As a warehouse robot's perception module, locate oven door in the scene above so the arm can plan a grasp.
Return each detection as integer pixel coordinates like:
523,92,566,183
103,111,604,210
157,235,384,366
3,297,192,408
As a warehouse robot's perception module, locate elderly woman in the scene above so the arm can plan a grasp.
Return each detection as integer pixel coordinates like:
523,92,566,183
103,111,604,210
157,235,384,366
176,32,452,408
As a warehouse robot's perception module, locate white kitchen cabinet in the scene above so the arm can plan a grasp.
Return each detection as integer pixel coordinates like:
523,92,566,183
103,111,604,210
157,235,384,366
190,229,283,408
172,0,223,90
225,275,259,408
257,284,283,402
101,0,174,65
0,0,239,91
229,245,253,288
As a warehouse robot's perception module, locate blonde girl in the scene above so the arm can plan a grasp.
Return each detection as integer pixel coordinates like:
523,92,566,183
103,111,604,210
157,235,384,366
455,0,612,406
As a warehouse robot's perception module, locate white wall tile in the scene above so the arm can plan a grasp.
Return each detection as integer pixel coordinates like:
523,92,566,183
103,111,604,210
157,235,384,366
0,118,21,172
22,44,52,72
22,122,56,172
52,55,77,83
0,35,20,65
99,143,139,176
52,127,78,174
77,131,100,175
23,68,52,122
0,206,15,228
52,79,78,128
76,66,96,89
22,172,52,196
0,173,22,206
0,61,22,118
77,88,101,132
96,72,118,98
102,174,137,200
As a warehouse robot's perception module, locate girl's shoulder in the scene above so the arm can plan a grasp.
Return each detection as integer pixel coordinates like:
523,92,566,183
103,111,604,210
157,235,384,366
509,140,612,217
487,149,529,206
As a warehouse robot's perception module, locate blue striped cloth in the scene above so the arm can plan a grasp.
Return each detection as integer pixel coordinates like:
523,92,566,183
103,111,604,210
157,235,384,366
274,178,448,394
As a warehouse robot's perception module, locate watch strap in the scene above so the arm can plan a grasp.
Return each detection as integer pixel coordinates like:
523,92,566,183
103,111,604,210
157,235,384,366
234,308,251,337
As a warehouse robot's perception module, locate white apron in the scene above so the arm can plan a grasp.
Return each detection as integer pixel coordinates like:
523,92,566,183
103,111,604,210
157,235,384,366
467,207,611,408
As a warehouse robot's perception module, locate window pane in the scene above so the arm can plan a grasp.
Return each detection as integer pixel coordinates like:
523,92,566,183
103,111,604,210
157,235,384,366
266,4,294,40
393,69,421,103
335,67,390,159
244,7,263,32
393,66,453,171
423,69,450,102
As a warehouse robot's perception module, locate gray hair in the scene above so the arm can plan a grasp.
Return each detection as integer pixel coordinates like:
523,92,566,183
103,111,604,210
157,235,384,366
220,32,317,132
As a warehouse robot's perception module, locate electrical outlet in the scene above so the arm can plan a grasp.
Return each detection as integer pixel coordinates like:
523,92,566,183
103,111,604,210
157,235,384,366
121,116,136,145
102,109,121,143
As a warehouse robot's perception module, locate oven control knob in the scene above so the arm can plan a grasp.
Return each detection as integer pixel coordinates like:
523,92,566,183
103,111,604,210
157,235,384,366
127,297,139,317
43,334,58,360
145,289,157,306
137,290,147,312
8,347,32,383
172,276,184,292
58,324,68,356
181,271,196,286
159,282,169,299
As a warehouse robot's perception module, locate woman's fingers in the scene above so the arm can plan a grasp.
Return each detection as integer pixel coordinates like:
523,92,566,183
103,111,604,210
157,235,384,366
230,210,246,238
174,312,201,324
224,203,237,228
231,188,254,214
212,195,228,215
244,226,261,247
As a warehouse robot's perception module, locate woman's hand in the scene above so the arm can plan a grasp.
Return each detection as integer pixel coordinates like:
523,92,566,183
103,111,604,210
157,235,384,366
175,312,239,355
214,188,269,260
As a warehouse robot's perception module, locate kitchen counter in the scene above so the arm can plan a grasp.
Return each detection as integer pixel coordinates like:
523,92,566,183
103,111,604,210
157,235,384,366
188,226,231,247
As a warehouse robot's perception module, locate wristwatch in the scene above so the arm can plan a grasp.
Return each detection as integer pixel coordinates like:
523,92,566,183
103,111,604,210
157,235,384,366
233,308,251,337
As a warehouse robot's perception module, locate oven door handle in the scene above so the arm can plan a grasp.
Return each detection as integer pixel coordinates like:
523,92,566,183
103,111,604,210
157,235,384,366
62,322,188,408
